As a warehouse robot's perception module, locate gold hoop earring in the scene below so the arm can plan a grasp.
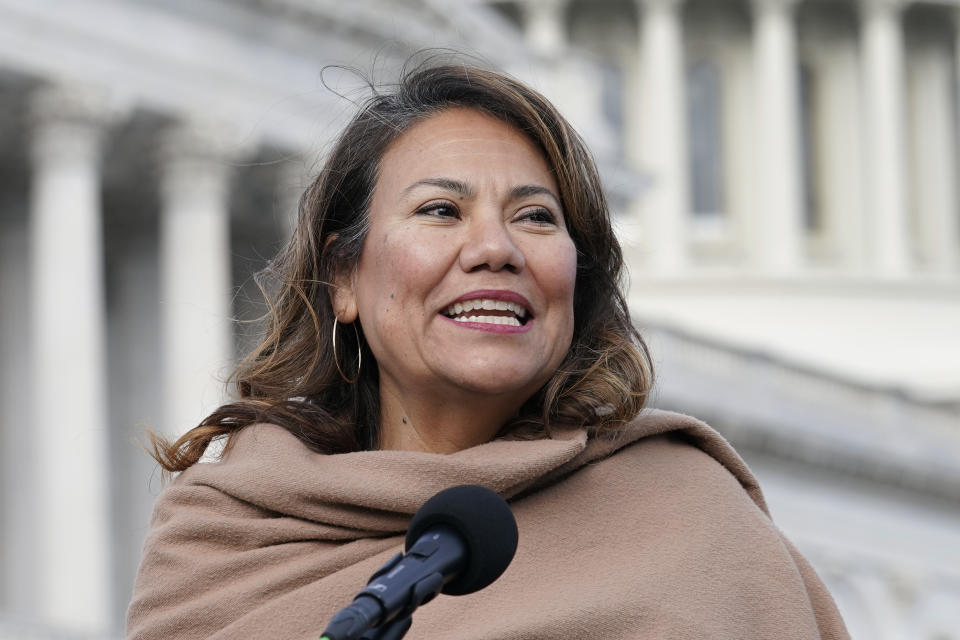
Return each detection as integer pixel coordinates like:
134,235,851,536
332,317,361,384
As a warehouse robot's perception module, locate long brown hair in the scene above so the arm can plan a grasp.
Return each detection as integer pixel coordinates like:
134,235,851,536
149,59,654,472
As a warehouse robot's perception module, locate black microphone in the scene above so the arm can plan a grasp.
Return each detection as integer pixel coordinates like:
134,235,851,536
320,485,518,640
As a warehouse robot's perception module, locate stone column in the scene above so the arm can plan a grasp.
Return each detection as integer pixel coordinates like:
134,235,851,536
750,0,804,273
909,28,958,274
859,0,910,276
951,9,960,274
521,0,616,161
28,84,115,633
158,122,239,439
636,0,689,274
522,0,570,58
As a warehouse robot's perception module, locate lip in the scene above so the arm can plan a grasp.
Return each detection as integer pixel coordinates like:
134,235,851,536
439,315,532,333
446,289,534,316
439,289,534,334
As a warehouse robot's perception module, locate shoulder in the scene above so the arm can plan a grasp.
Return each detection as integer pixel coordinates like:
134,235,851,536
577,431,771,529
499,419,835,639
585,409,770,515
519,415,779,554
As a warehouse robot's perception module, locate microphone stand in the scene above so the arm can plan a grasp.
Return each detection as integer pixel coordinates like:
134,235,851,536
322,486,518,640
360,614,412,640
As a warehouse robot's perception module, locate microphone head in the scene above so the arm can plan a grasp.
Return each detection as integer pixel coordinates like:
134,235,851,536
406,485,518,596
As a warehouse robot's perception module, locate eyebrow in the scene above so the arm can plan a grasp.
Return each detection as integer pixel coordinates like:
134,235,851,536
508,184,561,207
403,178,562,207
403,178,474,198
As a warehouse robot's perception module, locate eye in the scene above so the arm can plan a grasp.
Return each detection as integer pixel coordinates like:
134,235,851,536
415,200,460,219
517,207,558,226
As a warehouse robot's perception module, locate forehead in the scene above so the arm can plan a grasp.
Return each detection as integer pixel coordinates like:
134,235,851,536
376,108,554,184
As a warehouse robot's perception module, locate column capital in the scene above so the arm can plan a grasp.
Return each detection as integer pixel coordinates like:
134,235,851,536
635,0,684,12
857,0,909,18
28,83,127,168
750,0,801,15
29,83,123,128
158,119,251,165
522,0,571,8
158,119,254,200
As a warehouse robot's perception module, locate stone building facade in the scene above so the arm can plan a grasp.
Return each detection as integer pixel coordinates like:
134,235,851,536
0,0,958,638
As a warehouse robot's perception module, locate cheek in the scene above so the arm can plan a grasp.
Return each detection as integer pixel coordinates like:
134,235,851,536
554,243,578,343
541,239,578,306
525,237,578,338
359,232,449,321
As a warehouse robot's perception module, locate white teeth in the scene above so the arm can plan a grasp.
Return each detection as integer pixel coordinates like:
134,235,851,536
453,315,521,326
444,298,529,321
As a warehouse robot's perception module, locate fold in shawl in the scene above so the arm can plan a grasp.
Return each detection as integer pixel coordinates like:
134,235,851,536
127,409,849,639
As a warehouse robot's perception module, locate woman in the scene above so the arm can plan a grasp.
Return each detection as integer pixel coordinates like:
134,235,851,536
127,62,849,639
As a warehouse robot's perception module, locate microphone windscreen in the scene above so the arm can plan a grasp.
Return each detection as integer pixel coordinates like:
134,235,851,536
406,485,518,596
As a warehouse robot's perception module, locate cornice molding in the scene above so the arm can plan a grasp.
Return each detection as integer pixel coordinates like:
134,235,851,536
0,0,535,153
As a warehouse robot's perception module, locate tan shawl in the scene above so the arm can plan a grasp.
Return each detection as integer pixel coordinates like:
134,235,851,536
126,410,849,639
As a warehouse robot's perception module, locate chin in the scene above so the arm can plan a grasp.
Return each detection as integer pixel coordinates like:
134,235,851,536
429,354,559,401
447,372,546,400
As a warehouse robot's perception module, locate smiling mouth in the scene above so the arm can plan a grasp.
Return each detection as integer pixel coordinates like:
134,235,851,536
442,298,530,327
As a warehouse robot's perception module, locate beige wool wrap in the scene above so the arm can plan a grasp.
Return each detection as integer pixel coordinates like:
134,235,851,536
126,409,849,639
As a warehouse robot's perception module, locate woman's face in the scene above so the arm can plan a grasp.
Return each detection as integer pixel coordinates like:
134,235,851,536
335,108,577,413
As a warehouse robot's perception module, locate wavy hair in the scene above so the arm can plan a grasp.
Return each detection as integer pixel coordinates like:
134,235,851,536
149,59,653,472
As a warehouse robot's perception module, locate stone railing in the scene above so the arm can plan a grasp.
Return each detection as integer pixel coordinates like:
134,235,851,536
641,319,960,501
0,614,109,640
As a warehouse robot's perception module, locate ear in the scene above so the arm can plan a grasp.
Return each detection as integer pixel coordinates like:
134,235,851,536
331,268,359,323
325,233,359,323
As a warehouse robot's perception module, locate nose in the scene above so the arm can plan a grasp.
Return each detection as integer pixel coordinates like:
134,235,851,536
459,213,525,273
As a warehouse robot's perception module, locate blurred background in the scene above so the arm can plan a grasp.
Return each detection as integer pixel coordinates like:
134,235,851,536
1,0,958,638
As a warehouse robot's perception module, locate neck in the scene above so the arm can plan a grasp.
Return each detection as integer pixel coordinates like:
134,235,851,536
376,381,523,453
